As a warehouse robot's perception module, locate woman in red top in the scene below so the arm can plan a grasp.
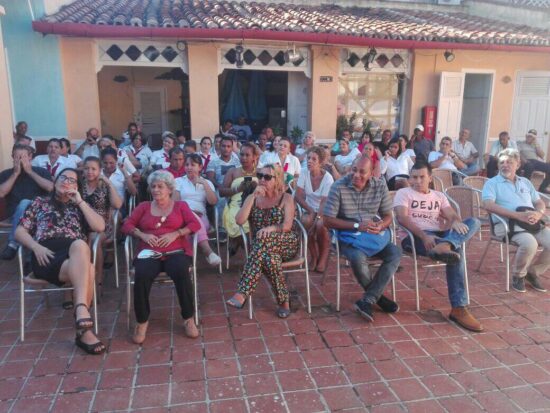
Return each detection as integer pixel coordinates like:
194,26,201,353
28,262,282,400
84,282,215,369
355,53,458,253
122,170,201,344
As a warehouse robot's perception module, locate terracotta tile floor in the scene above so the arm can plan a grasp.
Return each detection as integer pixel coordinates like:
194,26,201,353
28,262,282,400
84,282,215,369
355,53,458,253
1,235,550,412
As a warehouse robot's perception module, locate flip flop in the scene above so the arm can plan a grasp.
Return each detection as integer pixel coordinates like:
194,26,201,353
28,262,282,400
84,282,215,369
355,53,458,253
226,296,246,309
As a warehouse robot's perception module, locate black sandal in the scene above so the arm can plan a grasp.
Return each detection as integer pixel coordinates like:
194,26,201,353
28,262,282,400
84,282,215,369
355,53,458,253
75,330,106,355
74,303,94,330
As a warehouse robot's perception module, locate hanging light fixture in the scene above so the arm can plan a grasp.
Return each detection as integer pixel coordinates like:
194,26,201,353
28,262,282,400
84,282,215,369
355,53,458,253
364,47,377,71
284,44,304,64
444,50,455,62
235,44,244,68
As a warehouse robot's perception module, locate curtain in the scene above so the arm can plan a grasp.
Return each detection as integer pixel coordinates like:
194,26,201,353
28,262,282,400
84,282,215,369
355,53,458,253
247,71,267,121
221,70,248,122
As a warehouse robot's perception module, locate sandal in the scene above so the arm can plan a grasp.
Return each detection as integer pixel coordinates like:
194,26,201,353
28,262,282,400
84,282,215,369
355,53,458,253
226,295,247,309
132,321,149,345
277,300,291,319
74,303,94,330
75,330,106,355
62,301,74,310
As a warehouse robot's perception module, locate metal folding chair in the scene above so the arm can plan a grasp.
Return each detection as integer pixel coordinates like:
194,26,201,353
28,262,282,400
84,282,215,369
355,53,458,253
124,233,199,329
239,218,311,319
19,235,100,341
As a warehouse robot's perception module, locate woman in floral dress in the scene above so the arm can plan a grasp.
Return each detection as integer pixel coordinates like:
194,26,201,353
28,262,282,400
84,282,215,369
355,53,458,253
226,164,298,318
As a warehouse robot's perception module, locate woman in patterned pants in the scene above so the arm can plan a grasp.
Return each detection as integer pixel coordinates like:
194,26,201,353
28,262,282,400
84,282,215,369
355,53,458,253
226,164,298,318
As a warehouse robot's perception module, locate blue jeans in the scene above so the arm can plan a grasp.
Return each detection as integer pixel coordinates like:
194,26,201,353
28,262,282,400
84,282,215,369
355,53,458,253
340,242,401,305
402,217,480,308
8,199,32,248
458,162,480,176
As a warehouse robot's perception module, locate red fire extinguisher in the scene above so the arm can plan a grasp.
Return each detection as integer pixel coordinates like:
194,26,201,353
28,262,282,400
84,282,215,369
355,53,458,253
422,106,437,141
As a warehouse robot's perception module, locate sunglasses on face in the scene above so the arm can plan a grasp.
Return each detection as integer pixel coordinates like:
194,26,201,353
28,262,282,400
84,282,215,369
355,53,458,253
256,172,274,181
58,175,78,184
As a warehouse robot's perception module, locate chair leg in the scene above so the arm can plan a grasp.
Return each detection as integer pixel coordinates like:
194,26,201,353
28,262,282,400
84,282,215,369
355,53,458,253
92,280,98,336
248,296,253,320
477,239,492,272
114,239,119,289
505,242,510,292
19,252,25,342
193,250,199,327
304,249,311,314
462,243,470,306
336,243,341,312
414,256,420,312
391,275,396,302
499,243,503,263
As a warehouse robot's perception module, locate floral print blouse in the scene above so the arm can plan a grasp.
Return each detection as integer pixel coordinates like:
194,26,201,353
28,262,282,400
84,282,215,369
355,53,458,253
19,196,89,242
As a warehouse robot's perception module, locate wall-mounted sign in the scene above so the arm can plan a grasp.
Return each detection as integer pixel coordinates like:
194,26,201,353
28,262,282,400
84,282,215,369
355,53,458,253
320,76,333,82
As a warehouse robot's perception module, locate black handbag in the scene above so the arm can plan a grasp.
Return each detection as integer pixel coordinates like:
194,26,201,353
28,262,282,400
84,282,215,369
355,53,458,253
508,206,545,239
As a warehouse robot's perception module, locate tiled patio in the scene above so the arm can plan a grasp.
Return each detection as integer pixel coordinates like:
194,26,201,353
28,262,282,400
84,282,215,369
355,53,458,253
1,235,550,413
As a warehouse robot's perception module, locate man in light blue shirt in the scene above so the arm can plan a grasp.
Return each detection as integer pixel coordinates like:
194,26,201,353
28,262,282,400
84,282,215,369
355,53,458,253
482,148,550,293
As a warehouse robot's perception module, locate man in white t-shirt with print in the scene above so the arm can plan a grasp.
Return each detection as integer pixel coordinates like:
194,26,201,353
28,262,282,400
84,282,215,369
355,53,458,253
394,160,482,332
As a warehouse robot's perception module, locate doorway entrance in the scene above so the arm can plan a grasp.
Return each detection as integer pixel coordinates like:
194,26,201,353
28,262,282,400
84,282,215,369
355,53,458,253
218,70,290,137
436,71,493,162
460,73,493,166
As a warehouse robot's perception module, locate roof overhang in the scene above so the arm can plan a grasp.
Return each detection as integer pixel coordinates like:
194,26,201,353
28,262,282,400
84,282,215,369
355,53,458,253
32,21,550,53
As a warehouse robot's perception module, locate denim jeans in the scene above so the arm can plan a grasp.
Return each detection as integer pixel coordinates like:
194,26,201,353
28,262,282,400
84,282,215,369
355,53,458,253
8,199,32,248
401,217,480,308
458,162,480,177
340,242,401,305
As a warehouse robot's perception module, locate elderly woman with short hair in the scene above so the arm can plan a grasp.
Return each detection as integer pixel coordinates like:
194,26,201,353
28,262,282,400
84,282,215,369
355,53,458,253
121,170,201,344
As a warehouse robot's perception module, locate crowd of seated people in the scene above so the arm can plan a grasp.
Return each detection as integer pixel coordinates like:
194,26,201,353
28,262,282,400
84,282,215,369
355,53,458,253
2,119,550,356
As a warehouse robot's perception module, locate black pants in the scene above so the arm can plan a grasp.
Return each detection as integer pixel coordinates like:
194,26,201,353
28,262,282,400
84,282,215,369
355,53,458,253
523,159,550,191
133,254,193,323
486,156,499,178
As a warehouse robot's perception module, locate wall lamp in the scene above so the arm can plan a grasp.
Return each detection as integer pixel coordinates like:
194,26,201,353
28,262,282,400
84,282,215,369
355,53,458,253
444,50,455,62
235,44,244,68
284,44,304,63
364,47,377,71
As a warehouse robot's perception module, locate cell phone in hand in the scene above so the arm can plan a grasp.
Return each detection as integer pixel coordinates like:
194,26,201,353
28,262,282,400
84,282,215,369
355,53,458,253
244,176,252,182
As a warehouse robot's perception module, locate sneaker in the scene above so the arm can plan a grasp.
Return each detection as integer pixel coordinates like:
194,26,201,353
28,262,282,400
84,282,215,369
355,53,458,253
449,307,484,332
377,295,399,313
354,300,374,322
511,276,527,293
183,318,199,339
0,245,17,261
206,252,222,266
525,273,547,292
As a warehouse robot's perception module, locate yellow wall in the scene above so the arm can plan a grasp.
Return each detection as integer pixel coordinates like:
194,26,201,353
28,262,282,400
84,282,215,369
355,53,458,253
97,66,185,137
407,49,550,145
59,38,101,140
187,43,219,139
0,5,14,170
309,46,340,141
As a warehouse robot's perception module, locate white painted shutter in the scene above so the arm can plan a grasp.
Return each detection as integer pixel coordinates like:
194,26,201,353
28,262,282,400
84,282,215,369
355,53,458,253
436,72,465,144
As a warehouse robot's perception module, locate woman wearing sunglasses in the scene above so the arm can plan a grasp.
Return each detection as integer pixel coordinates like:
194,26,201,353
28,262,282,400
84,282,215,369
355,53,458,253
226,164,298,318
121,170,201,344
15,168,107,355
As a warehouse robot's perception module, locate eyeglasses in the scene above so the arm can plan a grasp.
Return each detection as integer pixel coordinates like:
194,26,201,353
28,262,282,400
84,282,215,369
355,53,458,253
58,175,78,184
256,172,274,181
155,216,167,229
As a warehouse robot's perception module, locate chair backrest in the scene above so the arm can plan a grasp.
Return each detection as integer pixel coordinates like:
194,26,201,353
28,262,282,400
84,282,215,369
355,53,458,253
445,186,477,220
463,176,488,191
432,168,454,191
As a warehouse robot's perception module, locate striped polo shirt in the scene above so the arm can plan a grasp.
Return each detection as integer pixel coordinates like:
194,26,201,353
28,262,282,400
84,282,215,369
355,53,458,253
323,175,392,223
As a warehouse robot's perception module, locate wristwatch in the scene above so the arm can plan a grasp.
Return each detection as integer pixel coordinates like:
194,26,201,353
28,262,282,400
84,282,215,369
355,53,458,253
353,222,360,230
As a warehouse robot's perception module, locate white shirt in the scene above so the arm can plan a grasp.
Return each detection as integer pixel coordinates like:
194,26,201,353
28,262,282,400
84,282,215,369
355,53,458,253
402,148,416,161
103,168,128,201
126,145,153,174
297,170,334,212
335,148,361,170
81,144,100,159
489,140,518,157
206,155,241,186
62,154,82,169
428,151,457,171
32,155,69,177
175,176,215,216
385,154,414,181
452,140,478,160
150,149,171,170
114,149,137,174
259,152,302,177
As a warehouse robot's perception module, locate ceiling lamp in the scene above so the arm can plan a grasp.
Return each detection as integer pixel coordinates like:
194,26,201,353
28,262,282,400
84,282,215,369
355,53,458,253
284,44,304,64
364,47,377,71
235,44,244,68
444,50,455,62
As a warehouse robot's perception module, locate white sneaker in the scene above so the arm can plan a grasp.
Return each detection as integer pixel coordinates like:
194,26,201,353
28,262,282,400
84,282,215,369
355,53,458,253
206,252,222,266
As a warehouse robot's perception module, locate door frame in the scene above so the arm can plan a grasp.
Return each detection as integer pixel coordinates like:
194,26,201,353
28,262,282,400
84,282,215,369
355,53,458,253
133,85,168,135
460,68,495,154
